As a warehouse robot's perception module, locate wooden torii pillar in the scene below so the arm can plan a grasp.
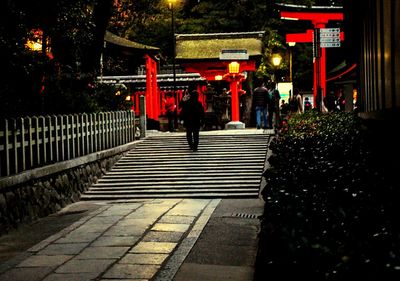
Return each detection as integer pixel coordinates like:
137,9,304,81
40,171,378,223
281,11,343,106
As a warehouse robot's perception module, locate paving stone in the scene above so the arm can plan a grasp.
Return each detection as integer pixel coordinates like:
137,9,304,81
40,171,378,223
16,255,72,267
116,218,155,227
119,253,168,265
55,258,116,273
55,231,102,243
158,215,196,224
0,267,53,281
102,264,159,279
76,246,130,259
73,224,112,233
38,243,89,255
85,216,122,225
91,236,141,247
151,223,190,233
99,279,147,281
167,200,208,217
43,272,100,281
131,242,177,254
103,225,148,237
142,231,183,243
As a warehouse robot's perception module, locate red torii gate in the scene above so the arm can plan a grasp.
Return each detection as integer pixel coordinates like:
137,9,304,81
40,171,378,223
281,10,344,106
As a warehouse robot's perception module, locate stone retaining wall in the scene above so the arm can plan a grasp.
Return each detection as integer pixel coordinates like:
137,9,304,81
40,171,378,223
0,141,141,235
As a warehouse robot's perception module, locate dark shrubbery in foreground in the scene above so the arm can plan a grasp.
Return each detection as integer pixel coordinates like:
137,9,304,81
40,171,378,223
254,112,400,281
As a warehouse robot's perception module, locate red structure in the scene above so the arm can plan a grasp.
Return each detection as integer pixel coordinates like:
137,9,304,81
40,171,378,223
176,32,265,127
183,60,255,122
281,9,344,106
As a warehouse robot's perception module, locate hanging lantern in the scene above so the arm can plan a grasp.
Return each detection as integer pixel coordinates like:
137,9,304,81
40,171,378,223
228,61,240,74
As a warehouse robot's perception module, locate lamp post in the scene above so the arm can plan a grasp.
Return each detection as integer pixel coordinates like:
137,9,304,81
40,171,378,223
168,0,177,128
271,53,282,82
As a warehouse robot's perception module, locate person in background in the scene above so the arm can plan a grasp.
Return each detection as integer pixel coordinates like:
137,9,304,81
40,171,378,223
324,91,336,112
252,79,269,129
164,92,176,132
179,90,205,152
295,88,304,114
304,97,312,112
280,99,290,121
268,82,281,129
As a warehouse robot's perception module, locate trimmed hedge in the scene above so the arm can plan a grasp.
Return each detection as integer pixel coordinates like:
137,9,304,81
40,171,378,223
255,112,400,281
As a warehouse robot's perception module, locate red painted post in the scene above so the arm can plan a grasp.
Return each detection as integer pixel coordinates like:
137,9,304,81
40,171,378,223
230,80,239,122
151,59,159,121
145,55,153,119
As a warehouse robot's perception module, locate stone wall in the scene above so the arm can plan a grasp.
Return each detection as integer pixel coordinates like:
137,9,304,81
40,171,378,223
0,141,140,235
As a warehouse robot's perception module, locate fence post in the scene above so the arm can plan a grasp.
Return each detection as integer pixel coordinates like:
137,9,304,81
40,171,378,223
140,95,146,138
11,119,18,174
20,118,26,172
52,115,59,162
27,117,34,169
60,115,66,161
40,116,47,163
81,114,86,156
46,116,53,163
32,117,40,165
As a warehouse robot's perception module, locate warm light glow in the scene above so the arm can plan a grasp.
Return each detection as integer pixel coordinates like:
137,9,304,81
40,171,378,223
288,42,296,47
125,95,131,101
272,54,282,67
25,29,51,54
215,75,223,81
228,61,240,74
25,40,43,51
167,0,176,8
115,91,121,96
281,17,299,21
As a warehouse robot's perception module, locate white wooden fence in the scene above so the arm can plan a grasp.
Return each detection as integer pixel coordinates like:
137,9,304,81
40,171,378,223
0,111,136,177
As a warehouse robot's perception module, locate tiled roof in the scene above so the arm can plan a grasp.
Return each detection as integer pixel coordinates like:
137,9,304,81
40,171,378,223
176,32,265,60
104,31,159,51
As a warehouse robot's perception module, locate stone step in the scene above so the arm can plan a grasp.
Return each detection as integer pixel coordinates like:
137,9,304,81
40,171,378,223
82,132,270,200
80,192,258,200
94,179,260,187
100,172,262,177
87,184,261,191
84,188,259,194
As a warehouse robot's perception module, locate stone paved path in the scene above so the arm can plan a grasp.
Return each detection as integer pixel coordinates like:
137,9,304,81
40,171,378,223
0,198,220,281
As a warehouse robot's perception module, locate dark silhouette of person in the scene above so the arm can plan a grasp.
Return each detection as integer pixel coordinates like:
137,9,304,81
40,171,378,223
180,90,205,151
324,91,336,112
164,92,176,132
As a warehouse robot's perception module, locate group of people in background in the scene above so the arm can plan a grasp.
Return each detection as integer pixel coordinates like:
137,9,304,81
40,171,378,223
253,80,321,130
165,81,349,150
253,80,283,130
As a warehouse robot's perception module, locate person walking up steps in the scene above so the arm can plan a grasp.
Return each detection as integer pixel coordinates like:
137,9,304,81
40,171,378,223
180,90,205,152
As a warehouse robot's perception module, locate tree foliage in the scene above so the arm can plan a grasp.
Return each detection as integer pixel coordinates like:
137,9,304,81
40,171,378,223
0,0,344,117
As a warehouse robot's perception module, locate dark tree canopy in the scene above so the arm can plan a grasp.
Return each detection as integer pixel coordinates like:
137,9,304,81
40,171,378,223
0,0,344,117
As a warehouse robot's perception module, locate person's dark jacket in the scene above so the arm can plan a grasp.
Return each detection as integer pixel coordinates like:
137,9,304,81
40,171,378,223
253,86,269,107
180,97,204,129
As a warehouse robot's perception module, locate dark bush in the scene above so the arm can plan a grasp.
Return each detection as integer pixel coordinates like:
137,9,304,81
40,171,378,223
255,111,400,281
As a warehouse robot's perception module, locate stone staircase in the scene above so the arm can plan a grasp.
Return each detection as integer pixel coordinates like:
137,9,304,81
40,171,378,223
80,131,271,200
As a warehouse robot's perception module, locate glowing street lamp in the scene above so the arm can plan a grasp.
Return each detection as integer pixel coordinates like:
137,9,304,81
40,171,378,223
271,53,282,82
272,54,282,67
